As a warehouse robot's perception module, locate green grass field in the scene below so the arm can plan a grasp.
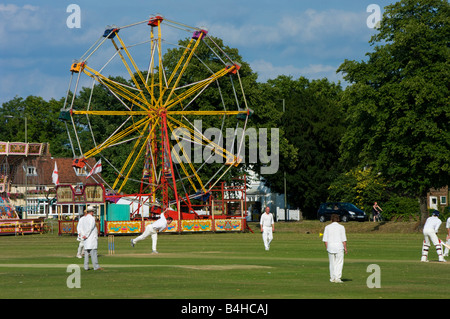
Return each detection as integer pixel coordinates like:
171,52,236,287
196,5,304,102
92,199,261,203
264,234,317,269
0,221,448,299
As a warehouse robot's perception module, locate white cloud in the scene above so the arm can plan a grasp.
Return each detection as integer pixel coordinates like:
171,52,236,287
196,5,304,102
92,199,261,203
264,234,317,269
0,4,21,13
250,59,342,83
23,5,38,11
0,4,42,33
207,8,367,48
0,4,99,52
202,8,370,83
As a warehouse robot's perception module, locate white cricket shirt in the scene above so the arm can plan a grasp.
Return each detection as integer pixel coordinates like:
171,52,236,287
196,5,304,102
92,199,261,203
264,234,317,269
260,213,274,228
151,213,168,232
322,222,347,254
423,216,442,233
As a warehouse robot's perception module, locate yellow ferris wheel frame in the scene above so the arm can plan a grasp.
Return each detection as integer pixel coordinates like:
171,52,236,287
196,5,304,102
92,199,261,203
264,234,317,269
63,15,251,209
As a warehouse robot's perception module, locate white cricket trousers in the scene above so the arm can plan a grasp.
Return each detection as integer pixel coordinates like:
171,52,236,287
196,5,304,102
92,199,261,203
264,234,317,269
262,226,273,250
77,240,84,256
328,250,344,282
84,249,100,270
133,225,158,251
422,228,444,261
423,228,440,246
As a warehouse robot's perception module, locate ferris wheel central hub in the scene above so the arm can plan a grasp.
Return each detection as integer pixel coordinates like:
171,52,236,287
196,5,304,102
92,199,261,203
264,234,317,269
158,108,167,116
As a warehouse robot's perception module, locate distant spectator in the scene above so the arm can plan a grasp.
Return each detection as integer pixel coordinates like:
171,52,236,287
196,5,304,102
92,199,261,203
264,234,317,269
372,202,383,222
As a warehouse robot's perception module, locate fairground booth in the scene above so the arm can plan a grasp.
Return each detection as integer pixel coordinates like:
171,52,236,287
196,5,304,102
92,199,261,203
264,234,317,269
57,181,250,236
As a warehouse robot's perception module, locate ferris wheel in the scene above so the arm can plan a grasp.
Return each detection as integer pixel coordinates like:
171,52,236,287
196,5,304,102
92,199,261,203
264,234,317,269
61,15,252,214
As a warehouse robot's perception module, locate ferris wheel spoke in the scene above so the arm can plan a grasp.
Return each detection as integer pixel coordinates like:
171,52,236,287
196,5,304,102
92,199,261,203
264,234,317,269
166,121,206,193
83,116,151,159
167,115,240,167
163,33,206,108
153,20,166,107
96,78,133,112
168,110,248,116
165,38,196,89
83,65,149,111
165,70,231,112
112,33,157,108
167,141,201,194
147,28,158,104
113,131,146,190
114,122,157,193
110,36,146,103
72,110,154,116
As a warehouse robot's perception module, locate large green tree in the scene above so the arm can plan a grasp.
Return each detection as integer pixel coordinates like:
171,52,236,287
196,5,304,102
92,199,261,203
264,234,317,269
257,76,344,218
337,0,449,225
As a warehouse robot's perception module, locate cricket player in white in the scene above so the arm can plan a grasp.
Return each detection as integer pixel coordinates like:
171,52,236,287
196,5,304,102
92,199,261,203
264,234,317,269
260,206,274,251
444,216,450,257
79,206,103,270
131,211,173,253
322,214,347,283
421,210,446,262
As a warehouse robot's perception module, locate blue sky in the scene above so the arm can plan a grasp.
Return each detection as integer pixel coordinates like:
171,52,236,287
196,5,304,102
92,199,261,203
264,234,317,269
0,0,395,105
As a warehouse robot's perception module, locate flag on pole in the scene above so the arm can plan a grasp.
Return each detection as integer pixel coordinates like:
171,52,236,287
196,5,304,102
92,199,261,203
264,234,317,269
52,162,59,185
86,159,102,179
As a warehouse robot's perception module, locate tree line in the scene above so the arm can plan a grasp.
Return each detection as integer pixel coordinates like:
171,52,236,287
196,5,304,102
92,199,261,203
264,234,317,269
1,0,448,223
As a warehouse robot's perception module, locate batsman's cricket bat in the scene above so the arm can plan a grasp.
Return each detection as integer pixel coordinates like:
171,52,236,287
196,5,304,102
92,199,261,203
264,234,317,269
440,240,450,250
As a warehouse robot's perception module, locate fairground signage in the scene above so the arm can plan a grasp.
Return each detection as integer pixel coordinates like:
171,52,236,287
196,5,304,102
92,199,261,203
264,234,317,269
0,142,44,156
56,184,105,204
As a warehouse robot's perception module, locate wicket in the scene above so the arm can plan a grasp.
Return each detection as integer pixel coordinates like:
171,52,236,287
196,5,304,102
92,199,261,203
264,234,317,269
108,235,115,255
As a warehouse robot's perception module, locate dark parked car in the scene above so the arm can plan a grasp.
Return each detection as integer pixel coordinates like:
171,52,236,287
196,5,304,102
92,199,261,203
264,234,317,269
317,202,367,222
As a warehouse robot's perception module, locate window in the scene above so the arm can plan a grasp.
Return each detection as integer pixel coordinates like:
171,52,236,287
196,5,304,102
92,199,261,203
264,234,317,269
26,166,37,176
429,196,438,210
74,166,88,176
440,196,447,205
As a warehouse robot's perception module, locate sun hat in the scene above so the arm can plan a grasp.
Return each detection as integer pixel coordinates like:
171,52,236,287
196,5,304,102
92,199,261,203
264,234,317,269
84,205,96,213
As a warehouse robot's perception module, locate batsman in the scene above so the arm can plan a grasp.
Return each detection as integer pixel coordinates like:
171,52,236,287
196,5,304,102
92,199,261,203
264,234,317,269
421,210,446,262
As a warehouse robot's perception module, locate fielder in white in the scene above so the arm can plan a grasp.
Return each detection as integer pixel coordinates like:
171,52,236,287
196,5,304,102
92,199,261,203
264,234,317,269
131,211,173,253
260,206,274,251
421,210,446,262
322,214,347,283
444,215,450,257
